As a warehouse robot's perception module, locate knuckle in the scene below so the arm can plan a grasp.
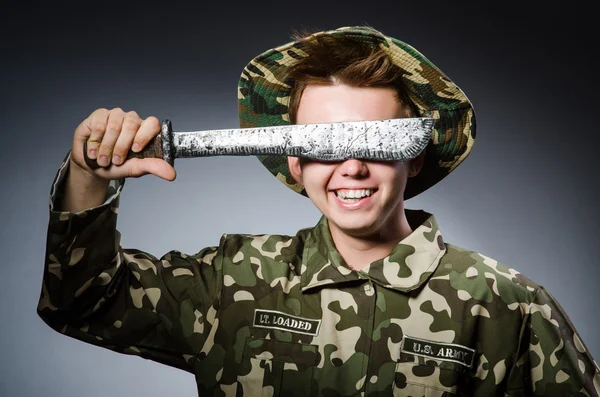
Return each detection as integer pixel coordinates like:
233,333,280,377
145,116,160,128
112,142,129,157
92,107,108,116
83,109,108,137
98,143,114,154
106,120,122,133
86,139,100,148
90,121,106,134
122,116,141,130
127,163,140,178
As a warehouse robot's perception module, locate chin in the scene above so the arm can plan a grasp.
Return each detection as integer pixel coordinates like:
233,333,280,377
331,219,377,236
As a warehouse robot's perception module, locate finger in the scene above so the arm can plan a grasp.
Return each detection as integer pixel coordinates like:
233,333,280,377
132,116,161,153
112,111,142,166
82,108,110,160
121,158,177,181
97,108,126,167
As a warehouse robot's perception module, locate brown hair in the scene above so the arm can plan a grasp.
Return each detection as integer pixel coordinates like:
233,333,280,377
287,29,420,123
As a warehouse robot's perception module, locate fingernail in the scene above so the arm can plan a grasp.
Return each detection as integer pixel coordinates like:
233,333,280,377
89,149,96,159
99,155,108,167
112,155,121,165
132,143,140,152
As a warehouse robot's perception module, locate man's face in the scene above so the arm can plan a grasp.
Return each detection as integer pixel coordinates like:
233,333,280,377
288,84,422,240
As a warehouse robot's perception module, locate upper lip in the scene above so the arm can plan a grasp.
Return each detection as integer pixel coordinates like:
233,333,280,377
330,187,377,191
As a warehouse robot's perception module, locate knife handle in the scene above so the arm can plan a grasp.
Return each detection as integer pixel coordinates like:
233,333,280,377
83,119,175,169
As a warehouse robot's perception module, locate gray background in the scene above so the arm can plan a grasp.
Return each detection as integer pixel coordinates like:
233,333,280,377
2,1,598,396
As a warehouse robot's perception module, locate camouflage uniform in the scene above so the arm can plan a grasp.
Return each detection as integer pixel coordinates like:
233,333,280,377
38,158,600,396
38,26,600,396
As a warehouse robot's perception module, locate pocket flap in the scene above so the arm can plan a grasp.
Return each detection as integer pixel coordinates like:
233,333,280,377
244,337,318,366
395,361,461,394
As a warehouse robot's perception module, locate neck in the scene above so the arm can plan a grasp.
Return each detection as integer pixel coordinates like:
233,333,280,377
329,213,413,271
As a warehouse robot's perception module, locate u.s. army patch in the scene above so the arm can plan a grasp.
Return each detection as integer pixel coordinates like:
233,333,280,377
401,335,475,368
253,309,321,336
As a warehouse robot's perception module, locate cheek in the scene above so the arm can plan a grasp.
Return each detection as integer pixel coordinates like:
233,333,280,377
302,164,334,188
377,162,409,179
381,164,410,193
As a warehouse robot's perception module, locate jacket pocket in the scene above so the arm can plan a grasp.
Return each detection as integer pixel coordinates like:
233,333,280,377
392,356,468,397
237,337,318,397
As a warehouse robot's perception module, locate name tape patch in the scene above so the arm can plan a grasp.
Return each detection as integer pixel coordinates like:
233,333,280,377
401,336,475,368
253,309,321,336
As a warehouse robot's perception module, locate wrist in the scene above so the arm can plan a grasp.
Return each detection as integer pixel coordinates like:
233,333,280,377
68,158,109,189
61,159,110,212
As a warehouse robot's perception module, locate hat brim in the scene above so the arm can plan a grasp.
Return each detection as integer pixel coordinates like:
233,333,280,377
238,26,476,200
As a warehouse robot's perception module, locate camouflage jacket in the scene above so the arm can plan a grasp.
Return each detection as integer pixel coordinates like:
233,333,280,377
38,159,600,397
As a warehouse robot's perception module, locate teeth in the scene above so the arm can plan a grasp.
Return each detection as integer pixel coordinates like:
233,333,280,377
335,189,374,200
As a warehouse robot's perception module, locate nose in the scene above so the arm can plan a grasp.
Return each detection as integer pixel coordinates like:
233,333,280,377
338,158,368,177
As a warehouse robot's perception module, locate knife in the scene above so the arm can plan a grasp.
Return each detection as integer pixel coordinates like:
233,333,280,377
84,118,434,169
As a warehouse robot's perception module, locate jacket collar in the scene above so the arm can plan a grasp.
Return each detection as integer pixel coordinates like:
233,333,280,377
301,210,446,293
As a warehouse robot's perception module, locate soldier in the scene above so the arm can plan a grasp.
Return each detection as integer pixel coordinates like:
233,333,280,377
38,26,599,396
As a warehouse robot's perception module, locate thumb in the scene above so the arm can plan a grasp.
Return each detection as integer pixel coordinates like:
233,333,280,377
123,158,177,181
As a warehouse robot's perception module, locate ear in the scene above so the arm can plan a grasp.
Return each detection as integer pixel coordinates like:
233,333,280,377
287,156,304,185
408,152,425,178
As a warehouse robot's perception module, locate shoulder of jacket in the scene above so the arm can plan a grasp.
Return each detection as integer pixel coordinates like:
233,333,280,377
440,243,541,301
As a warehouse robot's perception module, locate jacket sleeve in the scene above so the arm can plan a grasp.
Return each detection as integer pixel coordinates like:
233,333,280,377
37,154,223,372
512,286,600,396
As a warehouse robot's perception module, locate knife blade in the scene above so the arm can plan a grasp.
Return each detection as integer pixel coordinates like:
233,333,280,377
84,118,434,169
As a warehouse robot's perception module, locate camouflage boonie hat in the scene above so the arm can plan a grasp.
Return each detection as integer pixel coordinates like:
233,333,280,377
237,26,476,199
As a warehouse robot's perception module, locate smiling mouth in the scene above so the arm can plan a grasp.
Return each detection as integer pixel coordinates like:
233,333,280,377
334,188,375,203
